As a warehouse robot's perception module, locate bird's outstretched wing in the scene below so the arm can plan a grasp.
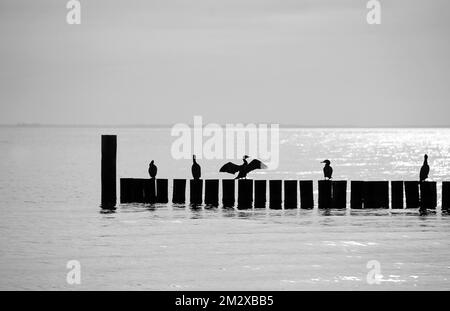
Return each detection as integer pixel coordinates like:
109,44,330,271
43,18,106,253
219,162,241,174
245,159,267,174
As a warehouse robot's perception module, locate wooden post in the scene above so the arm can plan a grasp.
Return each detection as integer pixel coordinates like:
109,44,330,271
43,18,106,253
332,181,347,209
318,180,332,209
391,181,404,209
442,182,450,211
238,179,253,209
131,179,145,203
405,181,420,209
190,179,203,205
222,179,235,207
254,180,267,208
143,178,156,204
299,180,314,209
364,181,389,209
420,181,437,210
101,135,116,208
120,178,133,203
269,180,282,209
172,179,186,204
284,180,298,209
350,181,364,209
205,179,219,206
156,179,168,203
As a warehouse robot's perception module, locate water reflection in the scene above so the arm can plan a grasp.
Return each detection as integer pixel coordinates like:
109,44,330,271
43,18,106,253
99,208,116,215
112,202,450,225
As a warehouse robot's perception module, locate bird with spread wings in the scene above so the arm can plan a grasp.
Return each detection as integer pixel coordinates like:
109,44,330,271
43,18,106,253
219,155,267,179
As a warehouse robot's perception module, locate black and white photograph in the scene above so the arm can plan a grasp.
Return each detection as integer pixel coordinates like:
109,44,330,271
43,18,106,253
0,0,449,302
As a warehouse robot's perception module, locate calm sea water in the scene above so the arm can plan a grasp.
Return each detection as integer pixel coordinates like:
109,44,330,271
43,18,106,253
0,127,449,290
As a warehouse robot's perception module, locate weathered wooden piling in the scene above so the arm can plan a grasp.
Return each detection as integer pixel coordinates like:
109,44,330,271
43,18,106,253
318,180,332,209
284,180,298,209
350,181,364,209
172,179,186,204
205,179,219,206
419,181,437,210
391,181,404,209
254,180,267,208
130,178,144,203
299,180,314,209
404,181,420,209
156,179,168,203
332,181,347,209
363,181,389,209
442,182,450,211
143,178,156,203
222,180,235,207
238,179,253,209
190,179,203,205
101,135,116,208
269,180,282,209
120,178,133,203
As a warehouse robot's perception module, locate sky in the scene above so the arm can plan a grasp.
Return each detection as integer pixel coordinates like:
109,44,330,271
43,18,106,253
0,0,449,127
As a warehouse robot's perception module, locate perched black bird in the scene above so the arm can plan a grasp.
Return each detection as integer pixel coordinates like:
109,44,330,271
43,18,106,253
148,160,157,179
321,160,333,180
420,154,429,182
191,155,201,180
219,155,267,179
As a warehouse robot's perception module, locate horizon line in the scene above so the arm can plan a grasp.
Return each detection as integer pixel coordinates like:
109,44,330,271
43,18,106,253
0,123,449,129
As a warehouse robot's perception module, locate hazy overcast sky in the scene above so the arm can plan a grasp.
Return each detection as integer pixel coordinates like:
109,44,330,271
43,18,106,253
0,0,449,126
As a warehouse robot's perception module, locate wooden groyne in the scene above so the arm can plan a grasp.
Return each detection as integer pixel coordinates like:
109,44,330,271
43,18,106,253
101,135,449,210
117,178,447,210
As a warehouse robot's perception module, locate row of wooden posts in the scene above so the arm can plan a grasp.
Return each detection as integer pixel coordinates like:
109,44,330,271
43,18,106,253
100,135,450,210
119,178,450,210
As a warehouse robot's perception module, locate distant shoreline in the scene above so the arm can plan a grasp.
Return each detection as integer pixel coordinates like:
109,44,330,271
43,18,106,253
0,124,449,129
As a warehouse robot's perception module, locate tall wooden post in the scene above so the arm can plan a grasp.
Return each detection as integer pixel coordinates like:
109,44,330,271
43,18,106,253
101,135,116,208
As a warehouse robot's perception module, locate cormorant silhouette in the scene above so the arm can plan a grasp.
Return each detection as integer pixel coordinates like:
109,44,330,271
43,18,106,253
420,154,429,182
321,160,333,180
219,155,267,179
148,160,157,179
191,155,201,180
